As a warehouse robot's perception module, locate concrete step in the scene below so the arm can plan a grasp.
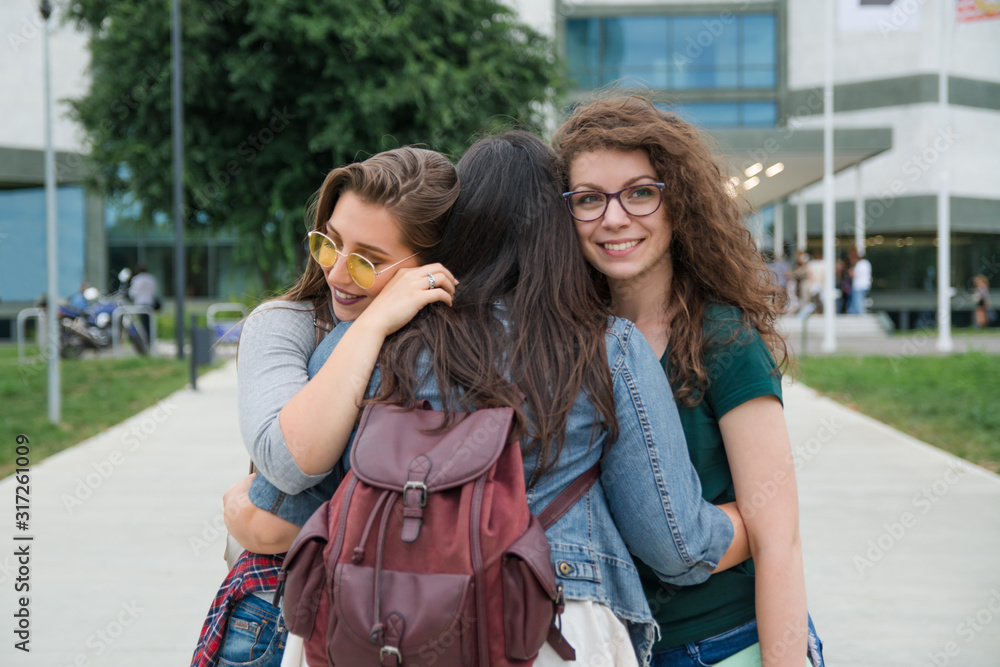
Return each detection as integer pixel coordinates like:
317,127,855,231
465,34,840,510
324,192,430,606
778,313,893,339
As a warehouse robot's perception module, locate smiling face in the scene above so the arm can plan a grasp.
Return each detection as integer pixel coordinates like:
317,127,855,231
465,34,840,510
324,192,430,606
567,148,672,286
321,191,420,321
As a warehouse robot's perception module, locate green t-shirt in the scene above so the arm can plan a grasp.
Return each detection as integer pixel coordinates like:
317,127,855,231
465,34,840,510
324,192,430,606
636,304,783,649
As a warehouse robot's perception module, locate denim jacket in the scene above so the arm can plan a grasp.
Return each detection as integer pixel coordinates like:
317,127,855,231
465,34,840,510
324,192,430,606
249,316,733,664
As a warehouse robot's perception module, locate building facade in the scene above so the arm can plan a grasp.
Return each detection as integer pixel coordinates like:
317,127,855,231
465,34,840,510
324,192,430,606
2,0,997,337
510,0,1000,328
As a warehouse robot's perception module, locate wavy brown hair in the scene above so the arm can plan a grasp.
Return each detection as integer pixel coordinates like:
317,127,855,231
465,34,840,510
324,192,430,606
372,131,618,484
280,147,460,319
553,95,788,406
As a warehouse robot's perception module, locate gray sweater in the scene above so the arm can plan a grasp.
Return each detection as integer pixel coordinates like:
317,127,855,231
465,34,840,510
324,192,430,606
236,299,336,494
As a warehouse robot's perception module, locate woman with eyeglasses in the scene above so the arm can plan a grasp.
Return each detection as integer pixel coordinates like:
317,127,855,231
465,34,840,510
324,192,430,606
191,147,460,667
553,96,824,667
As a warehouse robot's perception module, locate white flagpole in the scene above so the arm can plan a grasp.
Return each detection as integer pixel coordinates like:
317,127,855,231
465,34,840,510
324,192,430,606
855,165,865,257
936,0,953,351
42,1,60,423
822,0,836,352
774,201,785,259
797,193,806,252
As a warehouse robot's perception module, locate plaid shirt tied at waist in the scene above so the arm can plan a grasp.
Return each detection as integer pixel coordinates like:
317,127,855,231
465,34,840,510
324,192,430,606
190,550,284,667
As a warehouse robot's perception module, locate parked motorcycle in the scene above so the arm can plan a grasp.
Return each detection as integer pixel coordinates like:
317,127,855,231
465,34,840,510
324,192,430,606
55,269,150,358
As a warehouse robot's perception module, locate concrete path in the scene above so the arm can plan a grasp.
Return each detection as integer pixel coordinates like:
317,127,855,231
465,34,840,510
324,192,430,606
1,359,998,666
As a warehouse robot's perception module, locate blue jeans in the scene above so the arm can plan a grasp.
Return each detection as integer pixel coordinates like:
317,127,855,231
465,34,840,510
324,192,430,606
650,616,825,667
218,594,287,667
848,288,869,314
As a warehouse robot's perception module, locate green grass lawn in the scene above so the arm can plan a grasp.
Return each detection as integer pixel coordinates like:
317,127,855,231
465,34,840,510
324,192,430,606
795,353,1000,472
0,345,193,478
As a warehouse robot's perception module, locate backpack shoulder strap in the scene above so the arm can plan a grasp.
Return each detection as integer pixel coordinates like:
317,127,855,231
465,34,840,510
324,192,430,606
313,306,335,348
536,461,601,530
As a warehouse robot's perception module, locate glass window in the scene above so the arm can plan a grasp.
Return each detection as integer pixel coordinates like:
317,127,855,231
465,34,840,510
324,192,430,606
741,15,776,67
0,186,86,302
671,16,738,89
566,18,602,88
672,102,740,128
566,12,776,94
604,17,669,88
742,101,777,126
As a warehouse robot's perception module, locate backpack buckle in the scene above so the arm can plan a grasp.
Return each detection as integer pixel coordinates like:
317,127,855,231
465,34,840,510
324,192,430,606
403,481,428,507
380,646,402,666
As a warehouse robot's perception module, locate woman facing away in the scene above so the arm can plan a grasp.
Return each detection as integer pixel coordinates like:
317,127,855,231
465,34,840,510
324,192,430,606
191,146,461,667
553,95,824,667
227,130,753,666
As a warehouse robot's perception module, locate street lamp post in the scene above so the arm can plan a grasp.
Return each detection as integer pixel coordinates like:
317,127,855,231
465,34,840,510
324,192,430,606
172,0,186,360
41,0,61,424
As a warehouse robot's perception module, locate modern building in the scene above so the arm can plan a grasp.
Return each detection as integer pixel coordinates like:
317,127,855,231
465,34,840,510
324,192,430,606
0,0,247,340
511,0,1000,329
2,0,997,337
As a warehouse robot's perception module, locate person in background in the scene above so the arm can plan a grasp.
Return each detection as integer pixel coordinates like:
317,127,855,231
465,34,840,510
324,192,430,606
836,256,852,314
848,247,872,315
128,264,158,349
973,274,991,328
768,248,791,313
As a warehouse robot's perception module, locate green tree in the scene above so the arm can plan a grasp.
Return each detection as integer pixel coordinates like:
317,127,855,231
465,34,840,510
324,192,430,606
67,0,563,287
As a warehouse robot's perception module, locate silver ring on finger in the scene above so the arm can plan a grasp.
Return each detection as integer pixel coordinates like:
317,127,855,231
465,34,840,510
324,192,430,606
426,273,436,289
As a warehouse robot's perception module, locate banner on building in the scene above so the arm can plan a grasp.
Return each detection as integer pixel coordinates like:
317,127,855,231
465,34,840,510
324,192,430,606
957,0,1000,22
838,0,921,33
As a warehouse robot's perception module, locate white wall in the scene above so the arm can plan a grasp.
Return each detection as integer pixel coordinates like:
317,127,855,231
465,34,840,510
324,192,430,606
795,103,999,203
0,0,91,153
789,0,1000,89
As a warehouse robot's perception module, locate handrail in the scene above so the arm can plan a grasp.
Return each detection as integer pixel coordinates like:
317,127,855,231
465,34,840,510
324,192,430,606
207,302,247,344
16,308,46,364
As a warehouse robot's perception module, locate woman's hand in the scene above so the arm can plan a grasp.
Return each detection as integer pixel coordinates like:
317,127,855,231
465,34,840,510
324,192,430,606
223,473,301,554
356,263,458,337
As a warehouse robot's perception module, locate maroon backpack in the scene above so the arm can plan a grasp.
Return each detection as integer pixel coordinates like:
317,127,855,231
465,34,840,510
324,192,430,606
276,399,599,667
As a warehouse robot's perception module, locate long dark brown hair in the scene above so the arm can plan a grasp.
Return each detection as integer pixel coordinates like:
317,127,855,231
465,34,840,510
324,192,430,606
553,95,788,406
372,131,618,484
280,147,460,316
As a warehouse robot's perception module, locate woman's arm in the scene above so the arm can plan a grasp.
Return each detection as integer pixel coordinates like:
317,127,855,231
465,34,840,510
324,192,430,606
600,324,745,585
223,474,300,554
721,395,808,667
277,264,456,476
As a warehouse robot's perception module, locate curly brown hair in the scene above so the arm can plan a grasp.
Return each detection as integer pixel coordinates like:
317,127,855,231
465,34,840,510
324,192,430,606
552,95,787,406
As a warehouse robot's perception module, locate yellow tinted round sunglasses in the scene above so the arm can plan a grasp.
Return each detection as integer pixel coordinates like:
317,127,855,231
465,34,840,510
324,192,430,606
307,231,416,290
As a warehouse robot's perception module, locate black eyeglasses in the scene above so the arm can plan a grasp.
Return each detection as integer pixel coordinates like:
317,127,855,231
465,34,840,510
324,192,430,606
562,183,666,222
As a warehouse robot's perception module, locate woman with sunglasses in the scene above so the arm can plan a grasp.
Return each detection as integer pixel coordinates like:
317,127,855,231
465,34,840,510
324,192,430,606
191,146,460,667
553,96,824,667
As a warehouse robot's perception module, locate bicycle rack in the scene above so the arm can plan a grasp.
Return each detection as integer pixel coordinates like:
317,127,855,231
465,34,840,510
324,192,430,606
207,303,248,345
16,308,47,364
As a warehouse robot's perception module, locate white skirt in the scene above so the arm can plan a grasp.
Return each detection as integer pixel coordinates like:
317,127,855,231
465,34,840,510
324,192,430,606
534,600,640,667
285,600,639,667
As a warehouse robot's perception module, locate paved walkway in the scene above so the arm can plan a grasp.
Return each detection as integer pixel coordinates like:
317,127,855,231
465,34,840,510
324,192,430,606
1,359,998,666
